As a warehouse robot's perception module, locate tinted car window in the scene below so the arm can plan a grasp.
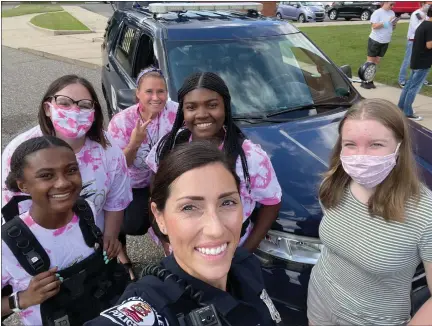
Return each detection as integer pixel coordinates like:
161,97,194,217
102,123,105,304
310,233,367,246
114,25,137,76
166,33,352,117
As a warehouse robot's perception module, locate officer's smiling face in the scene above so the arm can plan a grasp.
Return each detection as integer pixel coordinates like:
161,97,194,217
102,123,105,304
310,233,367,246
152,162,243,290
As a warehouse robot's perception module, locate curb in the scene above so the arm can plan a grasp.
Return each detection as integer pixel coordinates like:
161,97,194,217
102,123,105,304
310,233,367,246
17,47,102,70
27,21,94,35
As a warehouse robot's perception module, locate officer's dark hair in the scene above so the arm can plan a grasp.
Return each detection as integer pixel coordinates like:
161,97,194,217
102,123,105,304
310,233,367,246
150,141,241,243
427,4,432,17
38,75,109,149
155,72,251,191
5,136,75,193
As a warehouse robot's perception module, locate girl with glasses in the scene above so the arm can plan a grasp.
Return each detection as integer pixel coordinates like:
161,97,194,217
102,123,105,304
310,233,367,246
1,75,132,265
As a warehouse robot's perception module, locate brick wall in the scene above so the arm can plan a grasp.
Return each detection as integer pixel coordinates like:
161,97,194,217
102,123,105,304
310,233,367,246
259,1,277,17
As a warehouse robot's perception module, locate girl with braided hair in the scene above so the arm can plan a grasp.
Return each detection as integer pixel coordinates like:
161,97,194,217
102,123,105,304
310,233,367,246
146,72,282,255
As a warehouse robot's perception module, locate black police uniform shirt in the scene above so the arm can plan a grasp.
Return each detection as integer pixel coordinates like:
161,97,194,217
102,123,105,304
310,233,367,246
84,248,282,326
411,20,432,70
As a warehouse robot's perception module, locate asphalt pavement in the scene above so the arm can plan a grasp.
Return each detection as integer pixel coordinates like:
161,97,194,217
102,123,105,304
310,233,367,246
1,46,164,326
79,2,115,18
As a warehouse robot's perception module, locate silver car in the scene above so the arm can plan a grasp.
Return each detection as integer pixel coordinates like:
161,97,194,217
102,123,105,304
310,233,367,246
276,1,326,23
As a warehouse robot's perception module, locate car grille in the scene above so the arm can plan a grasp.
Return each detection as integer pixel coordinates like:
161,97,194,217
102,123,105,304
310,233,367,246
315,12,324,18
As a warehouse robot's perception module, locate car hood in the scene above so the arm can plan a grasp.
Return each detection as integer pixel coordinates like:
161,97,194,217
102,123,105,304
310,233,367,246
241,110,346,237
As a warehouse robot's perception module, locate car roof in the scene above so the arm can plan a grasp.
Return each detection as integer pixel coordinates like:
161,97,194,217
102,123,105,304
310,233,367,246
119,8,300,40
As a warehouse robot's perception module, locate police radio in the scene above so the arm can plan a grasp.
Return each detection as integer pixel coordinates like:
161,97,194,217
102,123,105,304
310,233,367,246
141,265,228,326
183,304,222,326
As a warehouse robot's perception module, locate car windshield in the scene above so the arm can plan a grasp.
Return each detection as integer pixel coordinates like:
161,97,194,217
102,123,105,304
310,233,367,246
303,2,322,6
166,33,353,117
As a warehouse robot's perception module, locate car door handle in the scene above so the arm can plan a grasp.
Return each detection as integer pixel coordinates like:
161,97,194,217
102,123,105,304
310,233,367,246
105,63,111,72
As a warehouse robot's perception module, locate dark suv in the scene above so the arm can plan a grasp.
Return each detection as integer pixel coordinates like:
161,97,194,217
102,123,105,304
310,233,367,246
327,1,381,21
101,3,432,325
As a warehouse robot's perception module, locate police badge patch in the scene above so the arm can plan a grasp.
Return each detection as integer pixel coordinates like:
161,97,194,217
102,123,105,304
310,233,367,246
260,289,282,324
100,297,169,326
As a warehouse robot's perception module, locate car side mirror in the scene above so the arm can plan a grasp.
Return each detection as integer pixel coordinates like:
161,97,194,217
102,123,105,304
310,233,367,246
116,89,136,111
296,4,301,8
340,64,352,78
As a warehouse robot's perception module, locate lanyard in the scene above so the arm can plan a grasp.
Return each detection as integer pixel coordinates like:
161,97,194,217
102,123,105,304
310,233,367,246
136,104,161,149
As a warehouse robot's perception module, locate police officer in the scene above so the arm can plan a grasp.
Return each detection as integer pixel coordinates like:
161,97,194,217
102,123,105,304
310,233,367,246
85,141,284,326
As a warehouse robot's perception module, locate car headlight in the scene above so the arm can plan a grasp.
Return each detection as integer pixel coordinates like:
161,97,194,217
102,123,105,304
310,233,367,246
258,229,323,265
306,7,313,13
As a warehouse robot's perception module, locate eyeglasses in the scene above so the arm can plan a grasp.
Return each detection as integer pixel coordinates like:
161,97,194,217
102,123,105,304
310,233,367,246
49,95,96,111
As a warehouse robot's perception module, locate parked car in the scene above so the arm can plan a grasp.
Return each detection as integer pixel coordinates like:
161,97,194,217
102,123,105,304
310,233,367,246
276,2,325,23
101,3,432,325
393,1,422,17
328,1,380,21
321,1,334,12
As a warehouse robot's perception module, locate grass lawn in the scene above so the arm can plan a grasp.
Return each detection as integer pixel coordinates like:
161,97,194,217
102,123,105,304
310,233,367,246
30,11,90,31
1,4,62,17
299,24,432,97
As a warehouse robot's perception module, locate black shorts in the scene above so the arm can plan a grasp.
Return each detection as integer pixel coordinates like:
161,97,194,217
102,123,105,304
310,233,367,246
367,38,389,58
118,187,151,245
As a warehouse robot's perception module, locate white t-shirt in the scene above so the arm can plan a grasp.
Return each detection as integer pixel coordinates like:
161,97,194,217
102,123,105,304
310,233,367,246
1,204,97,326
369,8,396,44
1,126,133,232
407,9,428,40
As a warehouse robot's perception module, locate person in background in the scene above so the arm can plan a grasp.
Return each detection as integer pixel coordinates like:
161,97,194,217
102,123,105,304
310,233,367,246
307,99,431,325
362,2,399,89
85,141,283,326
398,5,432,121
107,66,177,281
1,75,132,262
398,2,431,88
146,72,282,256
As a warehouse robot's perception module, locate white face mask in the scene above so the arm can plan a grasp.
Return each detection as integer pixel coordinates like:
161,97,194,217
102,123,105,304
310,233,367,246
49,103,95,139
422,4,430,13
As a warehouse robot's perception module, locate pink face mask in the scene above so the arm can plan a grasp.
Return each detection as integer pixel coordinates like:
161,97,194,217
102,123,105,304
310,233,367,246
340,143,401,189
48,103,95,139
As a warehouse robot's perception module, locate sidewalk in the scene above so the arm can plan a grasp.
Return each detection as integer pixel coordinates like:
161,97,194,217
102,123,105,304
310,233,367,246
353,82,432,130
1,6,107,68
1,6,430,129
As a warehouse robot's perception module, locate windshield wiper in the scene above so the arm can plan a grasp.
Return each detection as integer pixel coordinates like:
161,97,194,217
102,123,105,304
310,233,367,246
266,102,352,118
233,115,291,124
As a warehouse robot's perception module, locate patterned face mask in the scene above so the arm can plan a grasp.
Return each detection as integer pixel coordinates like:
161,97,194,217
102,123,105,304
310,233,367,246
48,103,95,139
340,143,401,189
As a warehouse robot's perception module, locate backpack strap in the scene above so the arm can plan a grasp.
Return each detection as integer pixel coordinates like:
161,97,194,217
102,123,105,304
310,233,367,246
1,217,50,276
73,197,103,250
1,195,31,223
1,196,103,277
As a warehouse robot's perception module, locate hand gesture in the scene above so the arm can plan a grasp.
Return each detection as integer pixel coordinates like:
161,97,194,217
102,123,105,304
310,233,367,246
130,119,152,148
103,235,122,261
19,267,61,309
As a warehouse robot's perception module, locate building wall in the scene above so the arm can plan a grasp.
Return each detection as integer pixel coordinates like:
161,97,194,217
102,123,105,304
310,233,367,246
260,1,277,17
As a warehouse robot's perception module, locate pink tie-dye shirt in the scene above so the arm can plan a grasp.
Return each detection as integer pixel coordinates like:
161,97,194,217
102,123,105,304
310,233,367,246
146,136,282,245
107,101,178,189
1,203,97,326
1,126,133,232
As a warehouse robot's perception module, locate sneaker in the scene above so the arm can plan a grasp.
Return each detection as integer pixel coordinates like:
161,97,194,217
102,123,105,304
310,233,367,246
406,114,423,121
361,81,375,89
424,80,431,86
399,82,405,88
